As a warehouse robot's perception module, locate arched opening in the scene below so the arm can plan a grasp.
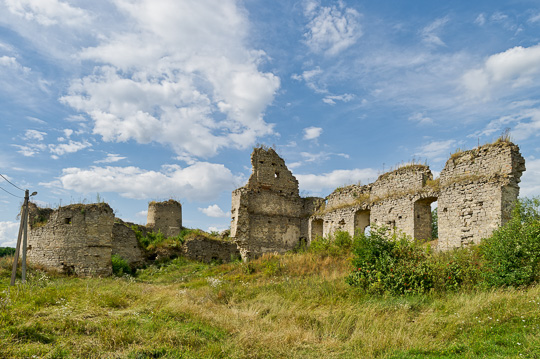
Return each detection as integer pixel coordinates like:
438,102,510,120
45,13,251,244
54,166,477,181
354,209,370,235
310,218,324,242
413,197,437,242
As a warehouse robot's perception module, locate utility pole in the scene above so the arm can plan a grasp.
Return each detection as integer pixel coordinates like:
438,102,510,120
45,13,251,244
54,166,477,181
10,189,36,286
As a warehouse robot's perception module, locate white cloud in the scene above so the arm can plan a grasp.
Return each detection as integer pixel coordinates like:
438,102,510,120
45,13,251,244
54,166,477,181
198,204,230,218
95,153,127,164
135,210,148,218
44,162,241,201
23,129,46,141
12,143,46,157
416,139,458,162
0,221,19,247
0,56,30,73
322,93,354,105
421,17,449,47
303,0,362,56
26,116,47,124
61,0,280,159
529,13,540,23
303,126,323,140
408,112,433,125
520,158,540,197
475,13,486,26
291,67,326,93
462,44,540,100
48,140,92,156
4,0,91,27
296,168,378,193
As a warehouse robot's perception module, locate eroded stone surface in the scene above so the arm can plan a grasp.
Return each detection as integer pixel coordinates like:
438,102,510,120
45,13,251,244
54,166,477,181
26,203,114,277
232,142,526,257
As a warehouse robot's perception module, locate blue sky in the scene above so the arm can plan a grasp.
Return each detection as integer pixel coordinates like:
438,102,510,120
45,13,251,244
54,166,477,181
1,0,540,247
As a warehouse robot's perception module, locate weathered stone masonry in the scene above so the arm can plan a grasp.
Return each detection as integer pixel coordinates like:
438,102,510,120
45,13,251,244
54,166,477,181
230,147,323,260
26,203,115,276
231,142,525,259
26,200,184,276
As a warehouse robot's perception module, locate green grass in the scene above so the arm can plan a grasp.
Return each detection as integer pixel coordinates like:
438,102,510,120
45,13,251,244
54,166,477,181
1,249,539,358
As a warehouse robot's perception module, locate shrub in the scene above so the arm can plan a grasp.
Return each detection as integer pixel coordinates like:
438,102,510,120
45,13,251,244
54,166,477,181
0,247,15,258
480,197,540,288
346,226,434,295
309,230,352,257
346,226,482,295
111,254,131,276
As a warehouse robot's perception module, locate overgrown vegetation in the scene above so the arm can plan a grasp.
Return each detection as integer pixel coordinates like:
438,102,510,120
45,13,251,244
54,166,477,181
347,197,540,295
0,198,538,358
0,247,15,258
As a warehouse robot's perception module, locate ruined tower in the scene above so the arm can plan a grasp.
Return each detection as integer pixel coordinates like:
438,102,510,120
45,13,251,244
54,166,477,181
230,147,321,260
146,199,182,238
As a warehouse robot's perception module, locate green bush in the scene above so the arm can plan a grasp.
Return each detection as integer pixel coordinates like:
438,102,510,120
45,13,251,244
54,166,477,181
480,197,540,288
0,247,15,258
346,226,434,295
111,254,131,276
309,230,352,256
346,226,482,295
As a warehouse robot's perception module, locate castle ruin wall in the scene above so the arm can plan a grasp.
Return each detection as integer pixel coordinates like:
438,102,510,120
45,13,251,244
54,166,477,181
182,236,240,263
230,148,310,260
437,142,525,250
27,203,114,276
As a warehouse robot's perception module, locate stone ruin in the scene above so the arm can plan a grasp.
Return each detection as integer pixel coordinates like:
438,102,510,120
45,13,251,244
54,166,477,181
230,141,525,260
230,147,323,260
25,199,238,276
22,140,526,274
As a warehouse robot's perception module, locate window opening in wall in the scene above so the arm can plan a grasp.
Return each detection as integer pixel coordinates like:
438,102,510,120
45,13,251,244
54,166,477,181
64,218,72,224
364,225,371,235
432,201,438,240
311,219,324,241
274,172,280,178
354,209,370,235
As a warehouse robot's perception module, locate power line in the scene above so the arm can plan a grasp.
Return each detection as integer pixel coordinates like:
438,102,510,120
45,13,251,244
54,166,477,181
0,173,25,192
0,185,23,199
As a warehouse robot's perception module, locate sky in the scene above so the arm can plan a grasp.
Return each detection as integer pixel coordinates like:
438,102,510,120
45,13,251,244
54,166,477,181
1,0,540,247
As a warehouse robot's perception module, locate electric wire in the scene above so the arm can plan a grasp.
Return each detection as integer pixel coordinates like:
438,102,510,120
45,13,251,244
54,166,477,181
0,185,24,199
0,173,25,192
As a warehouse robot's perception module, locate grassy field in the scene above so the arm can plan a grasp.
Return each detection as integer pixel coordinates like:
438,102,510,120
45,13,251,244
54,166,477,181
1,249,539,359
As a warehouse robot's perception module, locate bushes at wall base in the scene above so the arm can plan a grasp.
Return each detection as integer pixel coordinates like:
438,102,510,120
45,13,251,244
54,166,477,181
480,197,540,288
111,254,131,276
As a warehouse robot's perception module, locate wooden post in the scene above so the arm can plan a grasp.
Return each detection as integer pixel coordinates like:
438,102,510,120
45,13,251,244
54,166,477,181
22,189,29,283
10,190,29,286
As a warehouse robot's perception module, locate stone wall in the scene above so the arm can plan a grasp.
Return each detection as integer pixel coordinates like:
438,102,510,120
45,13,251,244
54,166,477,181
147,200,182,238
370,165,437,241
230,147,323,260
306,142,524,249
27,203,114,276
182,236,240,263
232,142,525,258
112,220,145,267
437,142,525,250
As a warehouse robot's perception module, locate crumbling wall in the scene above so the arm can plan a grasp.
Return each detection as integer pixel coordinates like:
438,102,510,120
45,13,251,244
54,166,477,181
27,203,114,276
311,184,371,239
370,165,437,241
182,236,240,263
231,147,323,260
112,220,145,267
437,142,525,250
147,200,182,237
